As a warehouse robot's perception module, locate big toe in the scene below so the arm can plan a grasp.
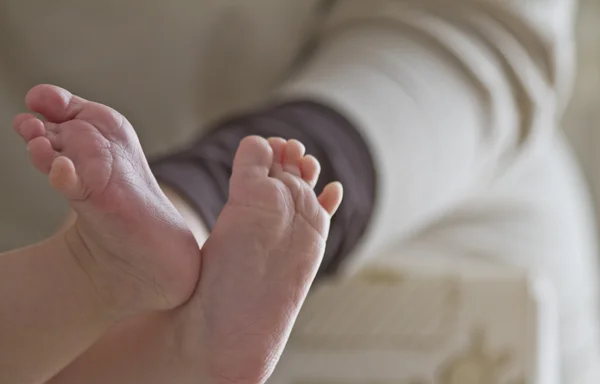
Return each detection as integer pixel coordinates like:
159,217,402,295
232,136,274,178
25,84,86,123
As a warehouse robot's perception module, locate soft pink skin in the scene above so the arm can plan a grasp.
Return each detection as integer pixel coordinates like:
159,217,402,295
178,135,343,383
15,84,343,383
14,84,201,314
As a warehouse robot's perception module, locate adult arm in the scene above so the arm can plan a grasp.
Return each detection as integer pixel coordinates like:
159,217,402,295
278,0,574,268
152,0,574,271
0,230,123,384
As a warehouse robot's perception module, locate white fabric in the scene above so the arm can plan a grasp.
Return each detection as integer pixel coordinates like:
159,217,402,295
271,267,559,384
0,0,598,382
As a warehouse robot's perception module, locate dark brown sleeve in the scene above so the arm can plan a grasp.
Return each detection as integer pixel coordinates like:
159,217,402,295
150,101,376,277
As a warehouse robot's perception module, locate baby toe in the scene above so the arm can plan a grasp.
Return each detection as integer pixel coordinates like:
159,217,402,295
13,113,36,131
282,139,305,177
49,156,84,200
44,122,63,151
267,137,286,173
232,136,274,179
267,137,286,162
299,155,321,188
25,84,87,124
318,182,344,217
27,136,57,174
16,117,46,142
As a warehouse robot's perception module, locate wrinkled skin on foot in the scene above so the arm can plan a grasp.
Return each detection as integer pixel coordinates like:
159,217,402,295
14,84,200,315
15,84,343,384
175,136,343,384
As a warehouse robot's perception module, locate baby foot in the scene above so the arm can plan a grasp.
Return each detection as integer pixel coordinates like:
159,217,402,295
13,85,200,315
177,136,343,384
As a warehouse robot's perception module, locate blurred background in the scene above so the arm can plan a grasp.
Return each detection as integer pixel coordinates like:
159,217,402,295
0,0,598,383
279,3,600,383
565,0,600,228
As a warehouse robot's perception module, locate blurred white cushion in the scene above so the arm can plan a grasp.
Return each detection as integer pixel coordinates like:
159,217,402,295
270,263,559,384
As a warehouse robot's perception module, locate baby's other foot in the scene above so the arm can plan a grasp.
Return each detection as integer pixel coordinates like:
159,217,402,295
13,85,200,315
184,136,343,384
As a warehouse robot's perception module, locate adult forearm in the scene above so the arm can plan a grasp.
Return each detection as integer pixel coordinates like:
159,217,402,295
276,21,532,261
46,311,203,384
47,185,209,384
0,231,116,383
